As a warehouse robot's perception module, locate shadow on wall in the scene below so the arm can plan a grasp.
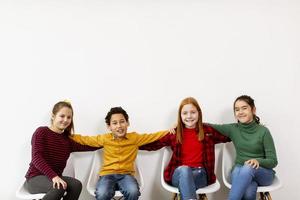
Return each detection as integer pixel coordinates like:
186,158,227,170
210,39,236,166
138,150,171,200
210,108,233,199
69,151,95,200
209,144,230,199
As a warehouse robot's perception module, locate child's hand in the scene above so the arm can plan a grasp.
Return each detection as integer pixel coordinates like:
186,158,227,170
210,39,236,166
52,176,67,189
169,123,177,134
245,159,259,169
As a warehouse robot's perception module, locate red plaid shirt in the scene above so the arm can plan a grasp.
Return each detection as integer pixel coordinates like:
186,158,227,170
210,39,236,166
140,125,230,185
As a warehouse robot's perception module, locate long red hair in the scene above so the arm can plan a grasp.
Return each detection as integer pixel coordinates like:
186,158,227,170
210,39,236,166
176,97,204,143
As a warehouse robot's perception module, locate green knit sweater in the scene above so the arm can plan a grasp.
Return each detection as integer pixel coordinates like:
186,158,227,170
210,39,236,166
210,121,278,169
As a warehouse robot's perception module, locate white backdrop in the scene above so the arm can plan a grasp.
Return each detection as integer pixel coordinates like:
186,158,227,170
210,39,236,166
1,0,299,199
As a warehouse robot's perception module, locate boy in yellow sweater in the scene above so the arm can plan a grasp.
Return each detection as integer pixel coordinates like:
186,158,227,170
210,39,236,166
70,107,167,200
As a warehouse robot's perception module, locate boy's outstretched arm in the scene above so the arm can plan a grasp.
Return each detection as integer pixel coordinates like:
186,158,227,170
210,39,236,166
139,133,172,151
69,134,104,147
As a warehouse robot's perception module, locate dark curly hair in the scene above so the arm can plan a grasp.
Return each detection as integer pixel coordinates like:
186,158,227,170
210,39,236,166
105,107,129,125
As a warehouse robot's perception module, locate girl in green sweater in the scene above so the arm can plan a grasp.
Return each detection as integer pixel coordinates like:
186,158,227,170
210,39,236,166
210,95,278,200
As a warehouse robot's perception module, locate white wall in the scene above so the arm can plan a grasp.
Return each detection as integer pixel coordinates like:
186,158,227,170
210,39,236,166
1,0,299,199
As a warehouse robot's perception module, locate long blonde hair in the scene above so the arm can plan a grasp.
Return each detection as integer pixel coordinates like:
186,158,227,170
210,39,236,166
176,97,204,143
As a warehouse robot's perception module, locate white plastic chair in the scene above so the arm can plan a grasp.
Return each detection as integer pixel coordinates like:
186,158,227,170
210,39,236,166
161,147,220,200
222,142,282,200
16,153,76,200
16,182,45,200
86,149,144,200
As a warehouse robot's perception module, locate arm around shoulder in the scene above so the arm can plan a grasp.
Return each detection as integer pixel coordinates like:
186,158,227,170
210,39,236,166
207,123,233,138
69,133,104,147
69,138,101,152
205,124,231,143
139,133,172,150
136,130,169,146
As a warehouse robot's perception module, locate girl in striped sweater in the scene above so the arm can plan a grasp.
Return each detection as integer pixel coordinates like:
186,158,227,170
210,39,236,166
25,101,98,200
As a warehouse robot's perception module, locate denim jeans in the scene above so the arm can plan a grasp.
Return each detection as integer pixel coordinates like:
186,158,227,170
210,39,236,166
95,174,140,200
229,164,275,200
171,166,208,200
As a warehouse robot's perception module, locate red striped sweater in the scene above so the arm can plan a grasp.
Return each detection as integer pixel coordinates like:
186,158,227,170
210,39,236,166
25,126,98,180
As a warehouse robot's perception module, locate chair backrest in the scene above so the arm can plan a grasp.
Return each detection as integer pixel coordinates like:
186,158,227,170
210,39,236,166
222,142,282,193
161,146,221,194
160,147,179,193
160,147,172,184
86,149,102,196
222,142,236,189
86,149,144,197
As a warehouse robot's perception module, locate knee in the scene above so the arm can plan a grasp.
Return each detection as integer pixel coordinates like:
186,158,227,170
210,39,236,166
123,186,140,199
239,164,256,177
95,184,115,200
51,187,66,197
62,177,82,192
95,188,114,200
71,179,82,191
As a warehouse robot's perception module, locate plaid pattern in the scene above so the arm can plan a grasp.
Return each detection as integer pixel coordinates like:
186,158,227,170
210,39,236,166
140,124,230,184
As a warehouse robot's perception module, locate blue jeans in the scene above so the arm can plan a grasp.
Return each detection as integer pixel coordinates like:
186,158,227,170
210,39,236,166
172,166,208,200
95,174,140,200
229,164,275,200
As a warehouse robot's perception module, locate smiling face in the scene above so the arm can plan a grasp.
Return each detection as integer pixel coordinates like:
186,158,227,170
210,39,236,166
51,106,73,134
180,103,199,129
234,100,256,124
107,113,129,138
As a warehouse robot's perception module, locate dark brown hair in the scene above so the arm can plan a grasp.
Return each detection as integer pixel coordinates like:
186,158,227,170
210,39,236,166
234,95,260,124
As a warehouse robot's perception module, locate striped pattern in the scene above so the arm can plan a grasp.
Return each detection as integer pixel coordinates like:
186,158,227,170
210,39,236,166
25,126,98,180
140,124,231,185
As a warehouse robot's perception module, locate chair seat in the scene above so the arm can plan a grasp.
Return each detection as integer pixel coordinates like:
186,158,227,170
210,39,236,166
16,181,45,199
86,149,144,198
257,176,282,193
161,147,221,196
223,175,282,192
161,179,220,194
16,152,76,200
222,143,282,194
87,185,123,197
196,181,220,194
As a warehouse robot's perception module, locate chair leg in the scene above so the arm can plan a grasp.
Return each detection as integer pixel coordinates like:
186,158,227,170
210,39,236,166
198,193,208,200
265,192,272,200
259,192,272,200
259,192,265,200
261,192,272,200
172,193,179,200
